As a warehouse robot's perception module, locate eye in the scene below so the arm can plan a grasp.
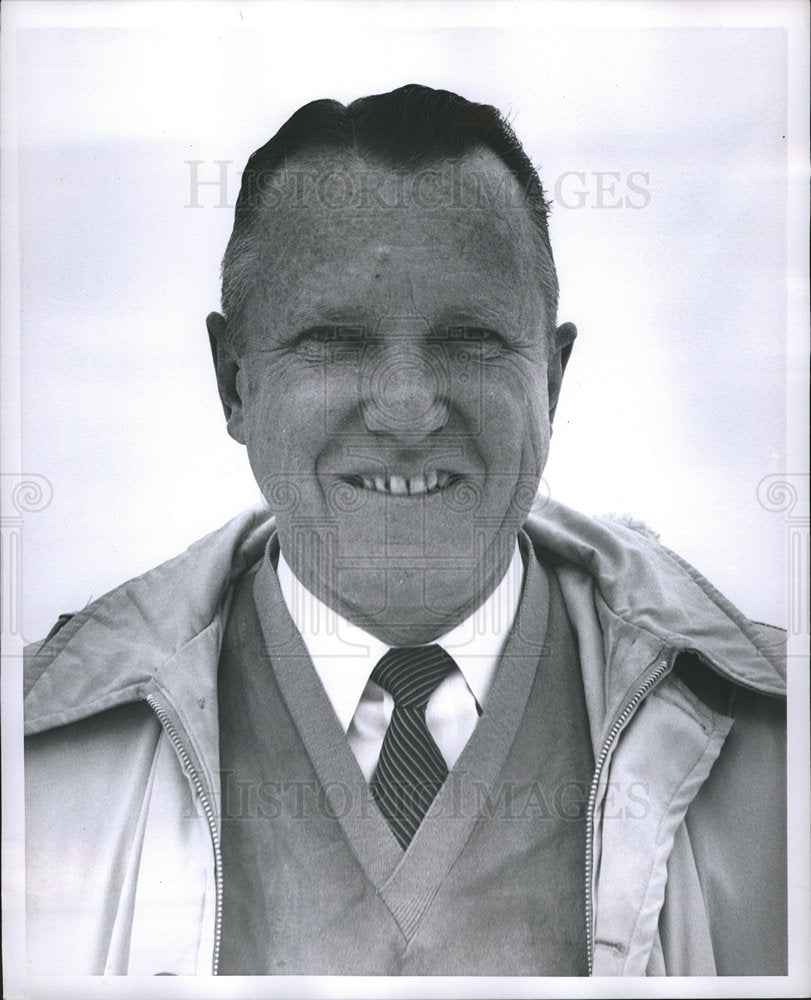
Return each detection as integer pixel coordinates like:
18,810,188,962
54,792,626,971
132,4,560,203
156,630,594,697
294,325,366,359
464,327,498,341
454,326,508,358
296,325,334,343
293,331,325,359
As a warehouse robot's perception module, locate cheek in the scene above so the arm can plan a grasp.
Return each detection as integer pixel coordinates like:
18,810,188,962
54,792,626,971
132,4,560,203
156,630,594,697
485,369,551,524
240,365,328,491
478,362,550,461
243,362,325,438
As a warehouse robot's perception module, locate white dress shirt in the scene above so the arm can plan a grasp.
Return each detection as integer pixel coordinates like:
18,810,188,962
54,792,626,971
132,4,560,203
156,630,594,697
277,544,524,780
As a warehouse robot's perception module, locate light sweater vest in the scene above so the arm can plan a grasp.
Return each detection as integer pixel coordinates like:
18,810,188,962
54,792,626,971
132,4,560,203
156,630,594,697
217,533,593,974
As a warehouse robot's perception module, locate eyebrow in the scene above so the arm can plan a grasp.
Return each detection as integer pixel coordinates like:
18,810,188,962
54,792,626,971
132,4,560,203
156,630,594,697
434,301,519,331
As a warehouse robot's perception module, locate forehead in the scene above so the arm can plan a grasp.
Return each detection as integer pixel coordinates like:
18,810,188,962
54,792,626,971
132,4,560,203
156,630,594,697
247,149,543,329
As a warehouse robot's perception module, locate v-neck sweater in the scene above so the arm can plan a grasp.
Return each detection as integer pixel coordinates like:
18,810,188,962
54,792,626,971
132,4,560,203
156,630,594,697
217,532,593,974
275,543,523,778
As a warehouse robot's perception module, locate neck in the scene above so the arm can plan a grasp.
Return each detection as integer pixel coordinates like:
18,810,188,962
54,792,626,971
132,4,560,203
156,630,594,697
279,534,519,647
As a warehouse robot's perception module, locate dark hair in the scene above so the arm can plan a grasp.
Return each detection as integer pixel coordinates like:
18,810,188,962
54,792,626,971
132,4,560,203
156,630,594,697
222,84,558,331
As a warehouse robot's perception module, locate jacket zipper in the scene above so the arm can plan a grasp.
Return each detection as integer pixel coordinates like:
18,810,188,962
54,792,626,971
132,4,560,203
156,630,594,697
146,695,223,976
584,651,674,974
145,649,673,977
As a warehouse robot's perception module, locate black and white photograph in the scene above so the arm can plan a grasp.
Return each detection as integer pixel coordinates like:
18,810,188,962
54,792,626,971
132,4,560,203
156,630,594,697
1,2,808,998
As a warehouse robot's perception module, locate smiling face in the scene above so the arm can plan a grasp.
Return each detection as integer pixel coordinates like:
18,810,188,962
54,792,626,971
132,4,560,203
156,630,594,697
209,149,573,644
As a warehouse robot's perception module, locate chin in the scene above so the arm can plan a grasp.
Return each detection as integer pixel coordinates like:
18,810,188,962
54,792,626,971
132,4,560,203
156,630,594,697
333,565,479,644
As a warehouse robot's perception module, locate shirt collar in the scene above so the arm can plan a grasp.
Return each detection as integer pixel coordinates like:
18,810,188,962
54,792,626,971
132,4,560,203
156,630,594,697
277,543,524,733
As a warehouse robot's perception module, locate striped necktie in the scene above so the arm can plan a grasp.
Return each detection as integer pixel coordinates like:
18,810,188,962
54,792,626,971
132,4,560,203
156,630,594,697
370,644,457,849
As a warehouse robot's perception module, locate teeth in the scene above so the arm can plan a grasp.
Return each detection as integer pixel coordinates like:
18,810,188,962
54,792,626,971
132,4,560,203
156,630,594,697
357,471,451,495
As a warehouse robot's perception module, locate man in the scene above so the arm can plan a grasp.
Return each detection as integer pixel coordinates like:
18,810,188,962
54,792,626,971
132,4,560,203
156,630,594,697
24,85,786,977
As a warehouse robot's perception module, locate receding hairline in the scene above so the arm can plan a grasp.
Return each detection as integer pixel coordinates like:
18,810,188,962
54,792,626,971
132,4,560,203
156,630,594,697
227,148,554,314
221,85,560,332
243,145,540,235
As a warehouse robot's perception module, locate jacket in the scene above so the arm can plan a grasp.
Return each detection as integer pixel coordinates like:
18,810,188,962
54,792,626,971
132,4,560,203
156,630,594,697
24,500,787,976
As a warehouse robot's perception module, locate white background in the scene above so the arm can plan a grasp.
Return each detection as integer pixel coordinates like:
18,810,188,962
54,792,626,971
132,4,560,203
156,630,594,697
4,3,805,642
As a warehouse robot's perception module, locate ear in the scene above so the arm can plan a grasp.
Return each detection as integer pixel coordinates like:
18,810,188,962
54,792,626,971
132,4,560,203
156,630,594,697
547,321,576,425
207,311,246,443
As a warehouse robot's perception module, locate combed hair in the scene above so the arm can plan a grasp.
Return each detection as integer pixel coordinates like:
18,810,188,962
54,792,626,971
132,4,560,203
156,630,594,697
221,84,558,331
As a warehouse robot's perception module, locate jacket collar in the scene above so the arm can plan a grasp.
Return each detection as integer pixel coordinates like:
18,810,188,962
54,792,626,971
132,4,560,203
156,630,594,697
24,505,275,735
24,500,785,736
524,503,785,696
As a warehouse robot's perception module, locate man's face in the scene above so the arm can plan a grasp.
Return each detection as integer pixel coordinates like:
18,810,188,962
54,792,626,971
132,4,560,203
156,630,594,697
210,149,572,644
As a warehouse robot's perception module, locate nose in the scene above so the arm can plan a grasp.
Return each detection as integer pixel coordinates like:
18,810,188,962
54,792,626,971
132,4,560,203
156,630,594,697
360,316,450,440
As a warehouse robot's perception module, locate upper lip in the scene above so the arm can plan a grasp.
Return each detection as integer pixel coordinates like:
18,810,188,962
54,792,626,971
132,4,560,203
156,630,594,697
344,463,459,479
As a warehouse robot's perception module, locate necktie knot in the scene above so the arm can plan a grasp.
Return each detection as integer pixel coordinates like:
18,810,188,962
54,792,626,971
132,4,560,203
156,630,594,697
371,644,456,710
